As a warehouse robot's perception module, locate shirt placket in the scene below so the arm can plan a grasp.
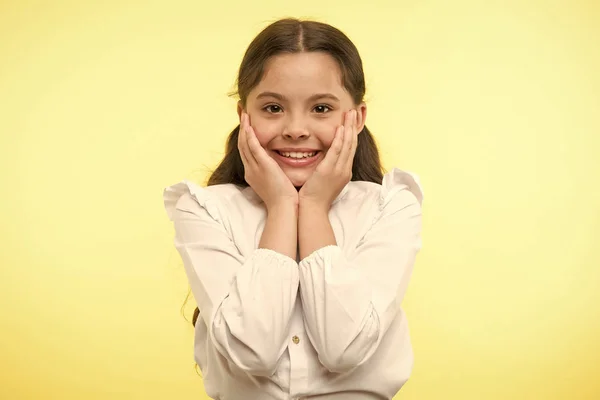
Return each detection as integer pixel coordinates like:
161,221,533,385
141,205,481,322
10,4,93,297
287,295,308,399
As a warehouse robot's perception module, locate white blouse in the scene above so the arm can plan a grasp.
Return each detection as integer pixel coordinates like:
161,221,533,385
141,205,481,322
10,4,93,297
163,168,424,400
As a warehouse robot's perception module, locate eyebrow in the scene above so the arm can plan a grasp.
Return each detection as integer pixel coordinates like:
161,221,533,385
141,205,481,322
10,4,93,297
255,91,340,103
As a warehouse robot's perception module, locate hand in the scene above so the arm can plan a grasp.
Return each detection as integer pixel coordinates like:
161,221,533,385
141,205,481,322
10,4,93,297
299,109,358,211
238,111,299,210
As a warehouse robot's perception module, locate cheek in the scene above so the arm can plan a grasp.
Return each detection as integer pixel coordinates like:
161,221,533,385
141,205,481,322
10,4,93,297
249,118,281,147
248,115,341,148
315,121,339,147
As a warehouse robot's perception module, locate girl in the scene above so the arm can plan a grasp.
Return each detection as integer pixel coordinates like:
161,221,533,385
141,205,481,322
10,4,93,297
164,18,423,400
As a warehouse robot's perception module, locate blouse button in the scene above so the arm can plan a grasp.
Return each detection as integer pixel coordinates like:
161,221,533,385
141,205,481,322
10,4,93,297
292,335,300,344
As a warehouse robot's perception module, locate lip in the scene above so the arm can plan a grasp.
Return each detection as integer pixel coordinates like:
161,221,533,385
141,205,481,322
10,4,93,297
274,148,320,152
272,150,322,167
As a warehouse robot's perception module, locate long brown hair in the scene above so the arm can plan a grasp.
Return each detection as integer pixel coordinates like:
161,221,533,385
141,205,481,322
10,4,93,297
192,18,384,326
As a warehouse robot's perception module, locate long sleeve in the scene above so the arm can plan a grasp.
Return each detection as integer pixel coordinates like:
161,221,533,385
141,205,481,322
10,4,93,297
164,183,299,377
297,174,423,373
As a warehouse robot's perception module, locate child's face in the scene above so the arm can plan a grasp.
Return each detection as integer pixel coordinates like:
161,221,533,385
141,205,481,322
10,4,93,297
241,52,366,188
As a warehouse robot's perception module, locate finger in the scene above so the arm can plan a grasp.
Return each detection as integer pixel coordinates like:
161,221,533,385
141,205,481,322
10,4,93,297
238,113,255,167
245,125,269,165
237,113,248,164
239,113,257,166
337,110,353,169
321,125,344,171
346,110,359,168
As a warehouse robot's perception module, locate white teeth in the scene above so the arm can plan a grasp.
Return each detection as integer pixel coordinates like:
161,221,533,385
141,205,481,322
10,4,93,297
280,151,316,159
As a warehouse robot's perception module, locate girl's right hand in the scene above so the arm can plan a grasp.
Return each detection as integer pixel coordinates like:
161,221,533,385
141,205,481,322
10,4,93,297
238,112,299,210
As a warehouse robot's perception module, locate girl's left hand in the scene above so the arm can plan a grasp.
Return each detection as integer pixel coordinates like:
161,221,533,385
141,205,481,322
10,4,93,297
299,109,358,211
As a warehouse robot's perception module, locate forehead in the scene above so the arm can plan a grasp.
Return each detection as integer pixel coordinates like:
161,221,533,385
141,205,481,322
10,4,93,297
252,52,346,98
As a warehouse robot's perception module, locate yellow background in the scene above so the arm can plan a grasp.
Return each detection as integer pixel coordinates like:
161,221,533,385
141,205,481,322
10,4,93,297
1,0,599,399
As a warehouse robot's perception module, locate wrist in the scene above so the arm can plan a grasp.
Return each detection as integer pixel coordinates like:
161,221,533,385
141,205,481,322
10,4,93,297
267,199,299,215
298,199,330,216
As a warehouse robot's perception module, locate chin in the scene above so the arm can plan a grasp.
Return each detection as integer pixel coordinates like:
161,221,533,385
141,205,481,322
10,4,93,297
290,178,307,188
286,172,309,188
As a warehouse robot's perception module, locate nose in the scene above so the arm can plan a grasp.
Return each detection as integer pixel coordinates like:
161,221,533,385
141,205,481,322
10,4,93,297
282,116,310,140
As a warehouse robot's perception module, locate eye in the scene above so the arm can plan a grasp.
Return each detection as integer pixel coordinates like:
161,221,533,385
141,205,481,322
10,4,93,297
264,104,283,113
313,104,332,114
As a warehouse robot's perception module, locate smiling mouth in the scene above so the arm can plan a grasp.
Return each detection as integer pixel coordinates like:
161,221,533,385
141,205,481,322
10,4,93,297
272,150,322,167
274,150,320,159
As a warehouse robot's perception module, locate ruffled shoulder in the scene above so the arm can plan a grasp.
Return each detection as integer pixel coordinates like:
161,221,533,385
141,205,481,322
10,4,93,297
163,180,222,223
380,168,424,210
